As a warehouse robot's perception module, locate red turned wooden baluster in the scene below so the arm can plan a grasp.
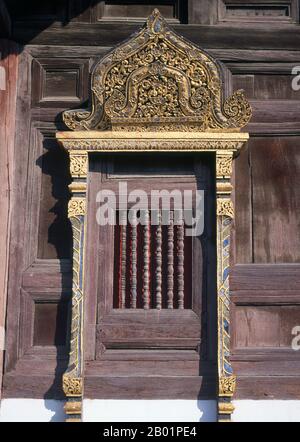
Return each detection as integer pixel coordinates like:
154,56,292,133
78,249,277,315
130,210,137,309
155,210,162,310
177,211,185,309
167,211,174,309
120,211,127,309
143,209,150,309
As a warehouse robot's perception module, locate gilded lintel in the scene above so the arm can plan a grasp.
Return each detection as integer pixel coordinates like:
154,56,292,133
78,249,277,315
58,137,247,153
68,197,86,218
216,198,234,218
63,376,83,397
70,151,88,178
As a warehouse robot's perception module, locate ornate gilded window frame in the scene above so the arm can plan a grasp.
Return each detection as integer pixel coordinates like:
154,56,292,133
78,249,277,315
56,9,251,422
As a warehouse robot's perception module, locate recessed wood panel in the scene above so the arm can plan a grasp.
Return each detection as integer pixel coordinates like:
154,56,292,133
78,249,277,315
44,69,78,98
228,64,300,130
233,73,298,100
97,0,187,22
34,301,69,346
32,58,89,106
233,305,300,348
234,136,300,265
251,136,300,263
218,0,298,24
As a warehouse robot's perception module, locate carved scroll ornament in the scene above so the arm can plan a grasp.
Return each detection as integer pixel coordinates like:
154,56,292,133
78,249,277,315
63,9,251,132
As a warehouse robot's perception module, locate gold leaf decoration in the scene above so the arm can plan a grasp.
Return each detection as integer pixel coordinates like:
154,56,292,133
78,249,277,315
70,152,88,178
68,198,86,217
63,376,82,397
217,198,234,218
219,376,237,397
62,9,251,132
216,155,233,178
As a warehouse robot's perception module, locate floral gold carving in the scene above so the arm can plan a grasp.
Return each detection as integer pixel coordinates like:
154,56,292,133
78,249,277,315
223,90,252,129
219,376,237,397
216,154,233,178
217,198,234,218
70,152,88,178
68,198,86,217
62,9,251,132
63,376,83,397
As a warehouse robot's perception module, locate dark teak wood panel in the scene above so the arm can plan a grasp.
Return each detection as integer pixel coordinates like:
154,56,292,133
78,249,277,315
251,137,300,263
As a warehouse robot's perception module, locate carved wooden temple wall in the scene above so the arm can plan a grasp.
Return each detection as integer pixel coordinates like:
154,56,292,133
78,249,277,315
1,0,300,423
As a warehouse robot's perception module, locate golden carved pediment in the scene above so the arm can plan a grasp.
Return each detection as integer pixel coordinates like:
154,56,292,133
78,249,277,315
63,9,251,132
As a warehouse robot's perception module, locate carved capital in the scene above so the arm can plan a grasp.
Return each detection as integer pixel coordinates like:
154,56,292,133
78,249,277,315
219,376,236,397
63,376,83,397
70,151,88,178
216,154,233,178
68,198,86,218
217,198,234,218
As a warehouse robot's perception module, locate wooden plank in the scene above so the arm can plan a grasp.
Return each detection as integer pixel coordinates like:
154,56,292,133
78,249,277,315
4,49,32,372
84,375,216,400
232,290,300,305
11,22,300,50
231,264,300,291
3,373,66,399
233,145,252,264
236,376,300,399
0,39,18,397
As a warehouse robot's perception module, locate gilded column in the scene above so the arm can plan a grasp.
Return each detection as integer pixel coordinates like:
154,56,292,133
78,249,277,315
63,150,88,422
216,151,236,422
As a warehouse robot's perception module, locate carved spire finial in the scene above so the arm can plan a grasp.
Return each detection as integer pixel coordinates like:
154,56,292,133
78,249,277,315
147,8,166,34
